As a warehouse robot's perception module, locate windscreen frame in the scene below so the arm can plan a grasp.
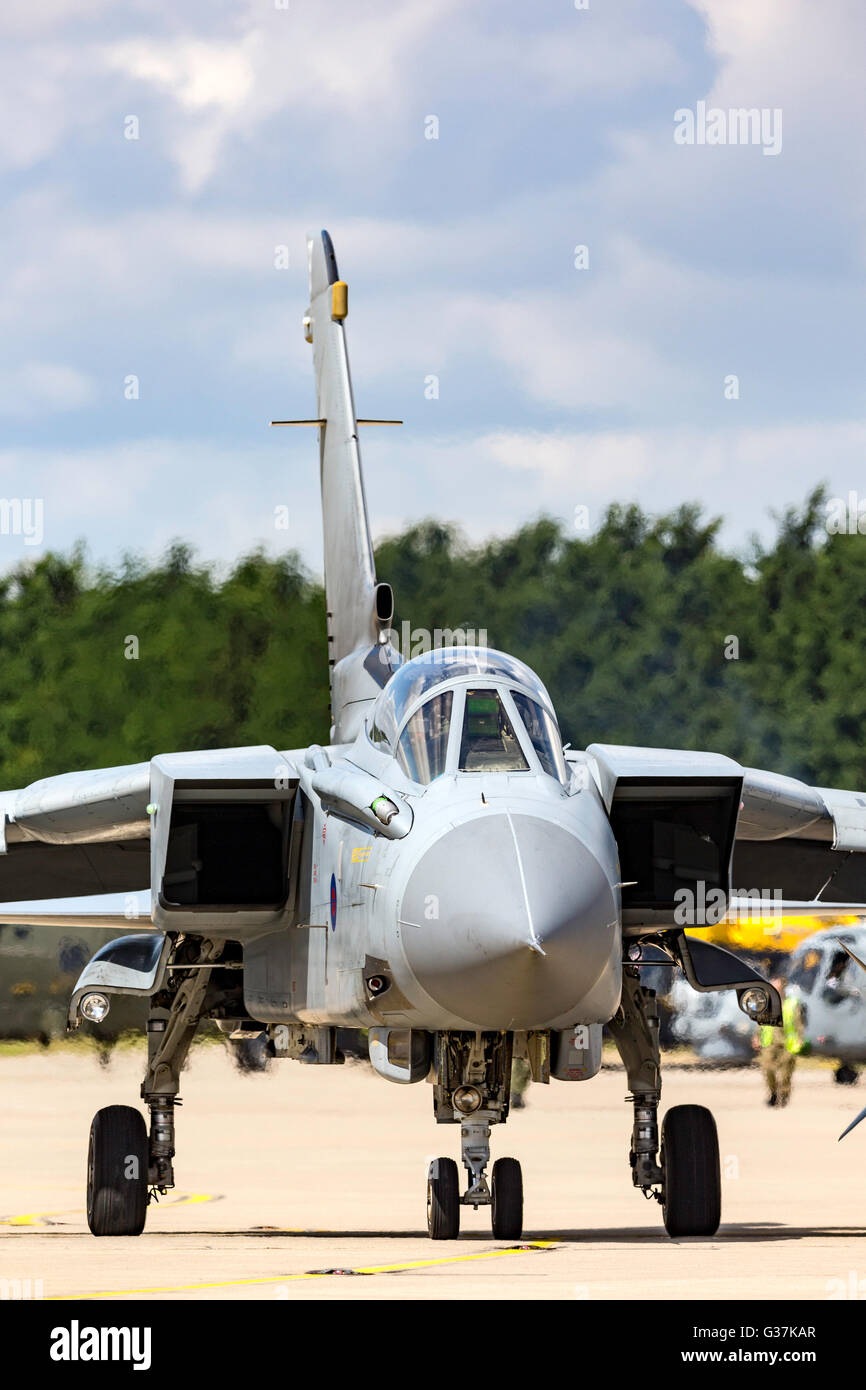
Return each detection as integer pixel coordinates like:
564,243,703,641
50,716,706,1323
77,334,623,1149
368,670,564,785
366,647,555,753
394,688,454,785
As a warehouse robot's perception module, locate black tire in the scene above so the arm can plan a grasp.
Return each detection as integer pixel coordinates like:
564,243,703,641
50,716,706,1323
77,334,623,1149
661,1104,721,1238
834,1064,859,1086
427,1157,460,1240
87,1105,149,1237
491,1157,523,1240
231,1035,273,1073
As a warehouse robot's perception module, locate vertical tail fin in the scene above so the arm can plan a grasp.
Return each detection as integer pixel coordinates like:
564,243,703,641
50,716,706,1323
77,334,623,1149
304,231,398,742
307,230,378,665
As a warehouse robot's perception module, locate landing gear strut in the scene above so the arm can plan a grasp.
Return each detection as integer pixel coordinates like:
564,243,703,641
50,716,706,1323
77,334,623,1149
86,937,220,1237
610,966,720,1237
426,1031,524,1240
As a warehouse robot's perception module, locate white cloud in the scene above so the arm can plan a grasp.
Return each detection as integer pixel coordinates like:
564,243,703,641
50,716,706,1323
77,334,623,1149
1,0,864,572
591,0,866,273
0,0,116,39
4,0,681,192
519,24,684,101
103,38,256,112
0,363,96,418
477,420,866,543
0,436,323,570
96,2,465,191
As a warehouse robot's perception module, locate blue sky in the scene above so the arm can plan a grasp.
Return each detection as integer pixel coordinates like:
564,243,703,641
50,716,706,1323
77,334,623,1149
1,0,865,575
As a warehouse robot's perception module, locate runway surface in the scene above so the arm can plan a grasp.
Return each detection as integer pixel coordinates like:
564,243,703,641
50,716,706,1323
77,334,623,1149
2,1045,865,1300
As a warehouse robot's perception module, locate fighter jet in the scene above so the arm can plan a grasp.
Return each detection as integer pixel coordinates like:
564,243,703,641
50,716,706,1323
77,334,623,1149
5,230,866,1242
784,925,866,1085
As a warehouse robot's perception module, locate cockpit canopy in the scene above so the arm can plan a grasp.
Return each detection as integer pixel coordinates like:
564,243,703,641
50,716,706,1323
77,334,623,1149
367,647,568,786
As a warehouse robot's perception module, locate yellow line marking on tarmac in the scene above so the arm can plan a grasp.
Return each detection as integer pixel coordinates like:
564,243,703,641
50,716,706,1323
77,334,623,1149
165,1193,218,1206
53,1241,559,1299
0,1193,220,1227
4,1211,64,1226
353,1241,557,1274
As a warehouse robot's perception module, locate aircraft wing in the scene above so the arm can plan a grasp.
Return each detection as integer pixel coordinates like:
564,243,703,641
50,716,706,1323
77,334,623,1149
0,746,300,926
582,744,866,920
0,890,152,929
0,761,151,915
734,766,866,906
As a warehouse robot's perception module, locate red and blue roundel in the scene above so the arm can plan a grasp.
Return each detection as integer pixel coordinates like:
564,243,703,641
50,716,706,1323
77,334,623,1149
330,874,338,931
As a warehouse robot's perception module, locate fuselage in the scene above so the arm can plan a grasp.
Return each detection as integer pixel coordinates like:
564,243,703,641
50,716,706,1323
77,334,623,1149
243,647,623,1032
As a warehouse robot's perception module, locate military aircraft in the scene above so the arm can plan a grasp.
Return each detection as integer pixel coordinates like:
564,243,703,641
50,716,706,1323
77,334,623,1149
4,230,866,1243
786,924,866,1084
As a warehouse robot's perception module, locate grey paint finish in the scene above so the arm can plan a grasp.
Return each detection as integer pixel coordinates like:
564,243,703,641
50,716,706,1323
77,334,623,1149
306,230,378,666
8,762,150,845
398,812,619,1029
739,766,833,842
787,924,866,1064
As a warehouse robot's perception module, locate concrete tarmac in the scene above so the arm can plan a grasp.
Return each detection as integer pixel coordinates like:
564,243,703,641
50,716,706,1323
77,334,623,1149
2,1045,865,1301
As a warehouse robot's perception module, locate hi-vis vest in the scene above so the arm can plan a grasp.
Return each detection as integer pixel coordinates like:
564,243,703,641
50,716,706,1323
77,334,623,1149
760,993,803,1054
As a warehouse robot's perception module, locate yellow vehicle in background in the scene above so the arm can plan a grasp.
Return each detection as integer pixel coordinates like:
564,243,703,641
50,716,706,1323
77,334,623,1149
662,915,863,1068
687,913,860,961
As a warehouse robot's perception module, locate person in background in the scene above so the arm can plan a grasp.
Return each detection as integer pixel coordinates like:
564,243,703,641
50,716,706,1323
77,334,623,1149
755,976,804,1107
510,1058,531,1109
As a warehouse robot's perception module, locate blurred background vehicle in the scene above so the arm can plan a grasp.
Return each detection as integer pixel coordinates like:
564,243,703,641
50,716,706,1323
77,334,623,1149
638,916,866,1075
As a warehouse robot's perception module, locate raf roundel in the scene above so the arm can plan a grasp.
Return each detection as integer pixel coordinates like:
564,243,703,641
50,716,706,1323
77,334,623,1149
330,873,338,931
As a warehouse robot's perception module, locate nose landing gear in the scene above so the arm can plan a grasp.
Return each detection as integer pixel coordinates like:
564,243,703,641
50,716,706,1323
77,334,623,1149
426,1030,524,1240
425,1121,525,1240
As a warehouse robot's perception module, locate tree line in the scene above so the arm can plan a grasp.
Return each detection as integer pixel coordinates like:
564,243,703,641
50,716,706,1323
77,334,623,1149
1,486,863,789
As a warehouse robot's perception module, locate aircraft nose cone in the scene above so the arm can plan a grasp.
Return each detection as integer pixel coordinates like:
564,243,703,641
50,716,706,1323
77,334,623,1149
398,812,619,1028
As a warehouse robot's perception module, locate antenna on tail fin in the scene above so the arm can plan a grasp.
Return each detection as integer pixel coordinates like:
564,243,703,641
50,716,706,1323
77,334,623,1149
301,230,400,742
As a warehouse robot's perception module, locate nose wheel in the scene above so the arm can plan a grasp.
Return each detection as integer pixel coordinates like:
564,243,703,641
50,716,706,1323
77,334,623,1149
426,1033,524,1240
426,1120,524,1241
427,1157,461,1239
491,1156,523,1239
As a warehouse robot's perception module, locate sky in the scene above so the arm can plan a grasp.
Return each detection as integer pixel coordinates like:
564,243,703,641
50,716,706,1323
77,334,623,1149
1,0,865,576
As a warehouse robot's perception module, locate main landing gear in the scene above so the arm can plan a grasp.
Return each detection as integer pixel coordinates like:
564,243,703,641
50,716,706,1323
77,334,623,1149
426,1031,524,1240
609,966,721,1237
87,937,221,1237
86,1105,149,1237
